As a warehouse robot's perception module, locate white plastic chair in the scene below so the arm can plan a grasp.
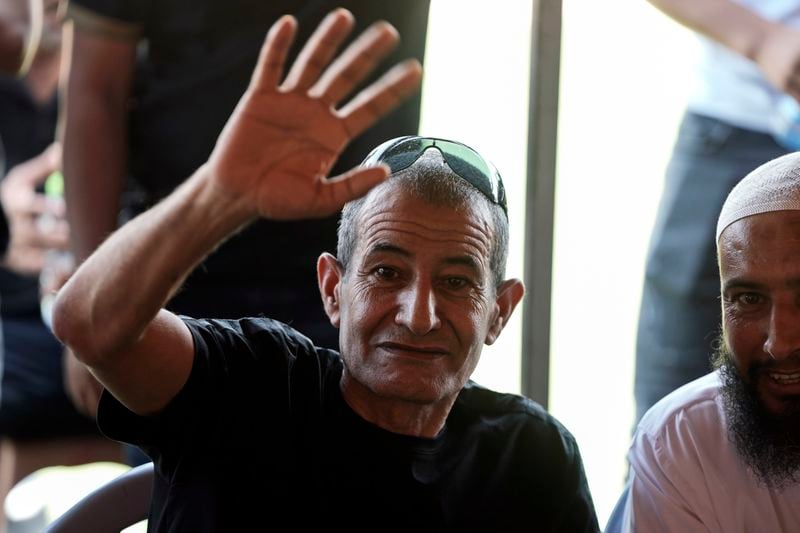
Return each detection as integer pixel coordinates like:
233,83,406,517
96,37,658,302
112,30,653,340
44,462,153,533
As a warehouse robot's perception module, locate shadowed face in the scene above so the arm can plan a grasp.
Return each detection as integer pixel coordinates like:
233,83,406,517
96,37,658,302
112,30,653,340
718,210,800,486
719,211,800,415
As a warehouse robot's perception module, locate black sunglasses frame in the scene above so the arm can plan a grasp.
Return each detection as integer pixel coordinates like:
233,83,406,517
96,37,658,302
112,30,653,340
361,136,507,216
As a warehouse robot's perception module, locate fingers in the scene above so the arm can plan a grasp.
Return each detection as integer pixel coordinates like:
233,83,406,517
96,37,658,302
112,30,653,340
315,164,390,216
250,15,298,92
339,59,423,137
281,8,354,92
5,143,61,187
309,20,399,105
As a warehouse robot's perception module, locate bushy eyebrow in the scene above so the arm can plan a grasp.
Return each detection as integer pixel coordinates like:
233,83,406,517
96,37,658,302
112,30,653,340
365,242,481,275
722,277,800,292
366,242,410,259
721,278,765,293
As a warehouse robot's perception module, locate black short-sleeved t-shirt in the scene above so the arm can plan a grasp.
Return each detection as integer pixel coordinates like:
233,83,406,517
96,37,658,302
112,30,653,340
66,1,430,335
98,318,599,532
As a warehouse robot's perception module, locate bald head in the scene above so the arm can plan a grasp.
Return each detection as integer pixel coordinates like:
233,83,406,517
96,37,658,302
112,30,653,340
717,152,800,242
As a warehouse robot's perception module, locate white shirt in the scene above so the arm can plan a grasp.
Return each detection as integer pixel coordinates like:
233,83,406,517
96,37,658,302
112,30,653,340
620,371,800,533
689,0,800,133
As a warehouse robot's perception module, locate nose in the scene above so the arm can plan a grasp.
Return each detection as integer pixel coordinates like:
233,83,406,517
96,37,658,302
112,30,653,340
394,279,442,335
764,301,800,361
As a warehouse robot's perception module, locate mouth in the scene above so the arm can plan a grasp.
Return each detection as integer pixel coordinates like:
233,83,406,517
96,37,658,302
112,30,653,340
759,368,800,399
768,371,800,385
377,342,448,359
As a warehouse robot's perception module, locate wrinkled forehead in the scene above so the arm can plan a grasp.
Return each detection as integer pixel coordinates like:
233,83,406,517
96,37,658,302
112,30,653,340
354,181,495,256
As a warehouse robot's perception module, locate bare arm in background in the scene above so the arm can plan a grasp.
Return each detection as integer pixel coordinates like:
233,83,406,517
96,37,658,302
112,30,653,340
57,16,136,416
648,0,800,100
52,9,422,416
60,17,135,265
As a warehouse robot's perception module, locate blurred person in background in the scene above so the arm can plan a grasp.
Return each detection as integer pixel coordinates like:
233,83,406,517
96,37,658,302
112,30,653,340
0,1,122,531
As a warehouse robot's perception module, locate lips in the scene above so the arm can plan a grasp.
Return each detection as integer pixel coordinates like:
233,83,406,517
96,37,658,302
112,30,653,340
769,371,800,385
377,341,448,357
758,367,800,399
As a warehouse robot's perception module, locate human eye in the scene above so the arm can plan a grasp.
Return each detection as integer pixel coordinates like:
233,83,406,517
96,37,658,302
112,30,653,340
440,275,472,293
736,293,763,306
447,277,468,289
373,266,399,281
724,291,765,312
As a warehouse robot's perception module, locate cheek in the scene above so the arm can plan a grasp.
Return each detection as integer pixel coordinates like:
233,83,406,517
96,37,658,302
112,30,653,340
344,285,392,330
724,319,766,363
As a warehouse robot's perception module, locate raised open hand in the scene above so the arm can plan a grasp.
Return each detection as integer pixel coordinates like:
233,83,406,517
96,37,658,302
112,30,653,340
206,8,423,220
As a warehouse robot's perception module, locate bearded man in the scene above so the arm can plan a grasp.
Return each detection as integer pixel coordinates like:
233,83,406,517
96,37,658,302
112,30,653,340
618,151,800,532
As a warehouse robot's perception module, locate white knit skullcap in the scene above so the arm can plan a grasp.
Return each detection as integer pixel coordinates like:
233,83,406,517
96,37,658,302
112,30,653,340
716,151,800,242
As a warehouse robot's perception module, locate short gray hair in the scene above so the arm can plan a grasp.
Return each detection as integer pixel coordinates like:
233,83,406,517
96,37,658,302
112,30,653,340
337,150,509,288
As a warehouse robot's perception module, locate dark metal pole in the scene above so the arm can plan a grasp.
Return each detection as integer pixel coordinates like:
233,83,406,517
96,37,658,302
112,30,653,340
521,0,562,407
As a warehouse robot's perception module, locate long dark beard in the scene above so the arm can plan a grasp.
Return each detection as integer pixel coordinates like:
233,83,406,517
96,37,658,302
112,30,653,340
713,340,800,489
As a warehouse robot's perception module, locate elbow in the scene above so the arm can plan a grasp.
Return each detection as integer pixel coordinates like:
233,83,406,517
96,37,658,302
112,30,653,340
51,288,101,367
51,288,70,345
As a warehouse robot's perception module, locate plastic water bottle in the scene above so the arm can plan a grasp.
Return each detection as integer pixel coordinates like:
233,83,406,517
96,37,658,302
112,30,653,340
39,170,73,330
771,94,800,151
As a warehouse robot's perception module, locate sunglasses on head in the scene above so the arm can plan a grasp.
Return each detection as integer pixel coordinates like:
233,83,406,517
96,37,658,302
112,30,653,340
361,136,507,216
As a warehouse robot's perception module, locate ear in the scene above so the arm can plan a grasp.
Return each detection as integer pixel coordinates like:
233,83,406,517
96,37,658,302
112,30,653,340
317,252,343,328
485,279,525,345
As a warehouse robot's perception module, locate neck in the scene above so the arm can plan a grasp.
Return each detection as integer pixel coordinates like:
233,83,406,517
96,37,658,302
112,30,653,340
339,372,457,439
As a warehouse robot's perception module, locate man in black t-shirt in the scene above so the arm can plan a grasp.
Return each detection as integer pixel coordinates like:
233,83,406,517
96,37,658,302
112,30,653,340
54,11,599,531
61,0,429,420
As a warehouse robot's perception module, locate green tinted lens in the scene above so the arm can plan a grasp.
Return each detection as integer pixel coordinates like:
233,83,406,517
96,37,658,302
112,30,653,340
362,136,507,214
437,141,506,213
381,137,433,173
438,144,500,204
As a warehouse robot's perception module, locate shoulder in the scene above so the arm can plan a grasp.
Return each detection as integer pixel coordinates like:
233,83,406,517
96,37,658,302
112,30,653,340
182,316,338,374
629,371,727,485
454,382,598,530
456,381,580,454
184,316,313,350
636,371,723,439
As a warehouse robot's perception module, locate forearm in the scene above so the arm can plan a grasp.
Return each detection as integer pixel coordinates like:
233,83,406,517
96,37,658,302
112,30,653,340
648,0,778,61
60,23,133,262
61,95,126,262
52,167,255,364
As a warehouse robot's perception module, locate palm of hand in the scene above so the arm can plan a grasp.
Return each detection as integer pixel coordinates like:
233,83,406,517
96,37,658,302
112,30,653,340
203,11,422,222
209,90,350,220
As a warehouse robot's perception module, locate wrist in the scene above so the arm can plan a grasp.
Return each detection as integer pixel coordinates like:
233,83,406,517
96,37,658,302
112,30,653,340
186,165,259,238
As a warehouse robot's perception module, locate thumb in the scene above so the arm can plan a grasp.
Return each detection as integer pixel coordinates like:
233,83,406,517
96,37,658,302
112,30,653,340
318,164,390,215
13,143,61,186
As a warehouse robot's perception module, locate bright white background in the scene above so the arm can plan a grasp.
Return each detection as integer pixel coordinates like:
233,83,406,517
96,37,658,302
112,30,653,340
422,0,697,526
